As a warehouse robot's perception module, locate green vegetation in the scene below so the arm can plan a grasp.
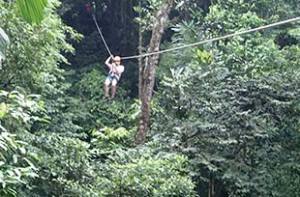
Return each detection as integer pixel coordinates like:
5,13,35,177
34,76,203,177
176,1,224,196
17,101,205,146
0,0,299,196
16,0,48,24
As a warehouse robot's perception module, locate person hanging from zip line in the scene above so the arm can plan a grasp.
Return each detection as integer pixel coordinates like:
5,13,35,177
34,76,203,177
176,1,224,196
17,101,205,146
104,55,124,99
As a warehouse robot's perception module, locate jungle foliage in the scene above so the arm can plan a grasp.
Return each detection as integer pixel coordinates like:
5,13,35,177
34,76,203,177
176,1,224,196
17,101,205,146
0,0,299,196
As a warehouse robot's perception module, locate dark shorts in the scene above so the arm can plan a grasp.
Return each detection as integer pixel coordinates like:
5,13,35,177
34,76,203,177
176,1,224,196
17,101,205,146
105,74,120,86
106,74,119,82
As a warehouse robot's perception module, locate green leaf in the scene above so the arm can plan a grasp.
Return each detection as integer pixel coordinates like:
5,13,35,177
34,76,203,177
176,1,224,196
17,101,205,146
0,103,8,119
0,28,9,60
16,0,48,24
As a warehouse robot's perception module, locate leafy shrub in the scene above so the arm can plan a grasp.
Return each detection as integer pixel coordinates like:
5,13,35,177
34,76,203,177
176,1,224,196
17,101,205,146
95,147,197,197
0,89,40,197
91,127,133,155
23,132,94,197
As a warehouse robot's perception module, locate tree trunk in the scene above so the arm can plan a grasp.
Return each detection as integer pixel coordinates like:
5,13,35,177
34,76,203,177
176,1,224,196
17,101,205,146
135,0,174,144
208,175,215,197
138,1,144,100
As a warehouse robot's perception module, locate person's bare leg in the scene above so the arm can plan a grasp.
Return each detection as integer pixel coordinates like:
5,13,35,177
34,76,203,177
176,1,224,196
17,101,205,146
111,79,118,99
111,85,117,99
104,84,110,98
104,78,111,98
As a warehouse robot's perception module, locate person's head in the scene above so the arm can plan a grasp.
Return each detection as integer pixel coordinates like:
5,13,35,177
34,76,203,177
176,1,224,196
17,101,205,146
113,56,121,65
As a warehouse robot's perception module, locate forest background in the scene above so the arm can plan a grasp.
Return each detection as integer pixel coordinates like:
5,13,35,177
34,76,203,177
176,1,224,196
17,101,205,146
0,0,300,196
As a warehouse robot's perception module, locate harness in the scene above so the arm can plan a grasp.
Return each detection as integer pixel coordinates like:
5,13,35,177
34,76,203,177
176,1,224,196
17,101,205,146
108,70,121,81
108,64,122,81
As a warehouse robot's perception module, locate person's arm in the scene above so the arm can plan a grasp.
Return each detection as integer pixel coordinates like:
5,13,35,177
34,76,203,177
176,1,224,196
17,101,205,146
105,56,113,69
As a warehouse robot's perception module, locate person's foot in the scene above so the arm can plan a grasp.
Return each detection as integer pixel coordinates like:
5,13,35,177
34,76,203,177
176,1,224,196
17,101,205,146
103,95,109,100
109,96,114,100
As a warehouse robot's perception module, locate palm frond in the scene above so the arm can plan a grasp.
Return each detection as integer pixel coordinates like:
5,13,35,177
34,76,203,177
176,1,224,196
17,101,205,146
0,27,10,60
16,0,48,24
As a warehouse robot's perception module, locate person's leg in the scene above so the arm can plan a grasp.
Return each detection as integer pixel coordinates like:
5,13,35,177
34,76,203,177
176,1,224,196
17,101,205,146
111,79,118,99
104,77,111,98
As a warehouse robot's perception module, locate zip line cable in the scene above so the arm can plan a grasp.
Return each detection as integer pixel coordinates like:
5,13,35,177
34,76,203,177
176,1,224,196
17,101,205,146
121,16,300,60
92,14,113,57
91,8,300,60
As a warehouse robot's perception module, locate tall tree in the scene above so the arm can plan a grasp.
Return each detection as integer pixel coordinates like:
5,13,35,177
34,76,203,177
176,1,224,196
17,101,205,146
135,0,174,144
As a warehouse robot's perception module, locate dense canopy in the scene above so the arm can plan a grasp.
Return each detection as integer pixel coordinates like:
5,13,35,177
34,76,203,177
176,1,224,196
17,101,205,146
0,0,300,196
